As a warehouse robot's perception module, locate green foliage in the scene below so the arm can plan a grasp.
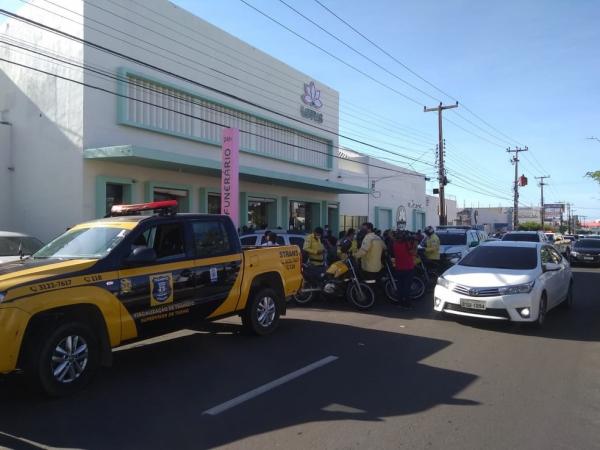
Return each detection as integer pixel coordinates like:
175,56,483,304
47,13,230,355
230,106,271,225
518,221,542,231
585,171,600,184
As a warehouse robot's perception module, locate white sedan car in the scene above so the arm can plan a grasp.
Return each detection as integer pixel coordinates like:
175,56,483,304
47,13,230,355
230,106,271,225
0,231,44,264
434,241,573,326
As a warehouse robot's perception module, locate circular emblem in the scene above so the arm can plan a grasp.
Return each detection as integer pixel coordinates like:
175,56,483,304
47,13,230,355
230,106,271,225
469,288,479,297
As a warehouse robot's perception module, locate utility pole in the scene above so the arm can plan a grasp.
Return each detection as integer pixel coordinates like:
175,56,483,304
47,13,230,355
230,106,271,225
507,146,528,229
424,101,458,226
567,203,572,234
535,175,550,229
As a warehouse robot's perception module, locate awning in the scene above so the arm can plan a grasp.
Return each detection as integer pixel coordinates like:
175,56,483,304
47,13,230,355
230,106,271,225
83,145,370,194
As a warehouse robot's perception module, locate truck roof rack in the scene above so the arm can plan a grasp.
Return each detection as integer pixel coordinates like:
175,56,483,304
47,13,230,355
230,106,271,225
109,200,178,217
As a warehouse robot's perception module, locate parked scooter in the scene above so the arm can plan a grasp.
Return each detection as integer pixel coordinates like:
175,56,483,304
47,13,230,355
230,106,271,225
294,246,375,310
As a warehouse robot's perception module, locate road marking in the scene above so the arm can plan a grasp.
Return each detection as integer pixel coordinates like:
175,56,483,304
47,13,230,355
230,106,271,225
202,355,339,416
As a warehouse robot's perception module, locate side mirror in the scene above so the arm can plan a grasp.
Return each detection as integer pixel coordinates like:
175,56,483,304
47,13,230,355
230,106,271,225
125,247,157,266
543,262,561,272
469,241,479,248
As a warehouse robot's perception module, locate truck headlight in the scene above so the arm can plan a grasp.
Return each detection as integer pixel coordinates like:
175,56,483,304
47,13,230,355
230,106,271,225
498,281,535,295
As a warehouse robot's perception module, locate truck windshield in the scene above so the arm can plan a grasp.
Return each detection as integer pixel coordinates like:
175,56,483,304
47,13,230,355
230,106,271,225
438,234,466,245
33,227,130,259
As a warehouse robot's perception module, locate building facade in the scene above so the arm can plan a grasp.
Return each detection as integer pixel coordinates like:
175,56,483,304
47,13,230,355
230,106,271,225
0,0,368,241
337,149,429,232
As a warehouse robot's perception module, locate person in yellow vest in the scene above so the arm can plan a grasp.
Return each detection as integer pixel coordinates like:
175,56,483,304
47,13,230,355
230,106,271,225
354,222,385,280
303,227,325,265
423,226,440,262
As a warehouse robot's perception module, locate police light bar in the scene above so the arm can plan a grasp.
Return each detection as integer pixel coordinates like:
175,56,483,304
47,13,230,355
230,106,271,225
110,200,178,216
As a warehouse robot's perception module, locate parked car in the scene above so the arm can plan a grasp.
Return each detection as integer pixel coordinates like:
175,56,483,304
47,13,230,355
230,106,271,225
0,231,44,264
434,228,487,262
502,231,547,243
240,230,306,248
563,235,577,243
0,201,303,396
570,238,600,266
434,241,573,326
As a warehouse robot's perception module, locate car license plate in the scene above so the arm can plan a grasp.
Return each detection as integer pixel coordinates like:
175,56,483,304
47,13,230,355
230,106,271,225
584,256,594,261
460,299,486,310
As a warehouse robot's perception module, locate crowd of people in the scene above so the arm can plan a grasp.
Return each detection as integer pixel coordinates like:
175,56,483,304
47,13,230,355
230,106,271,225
246,222,442,309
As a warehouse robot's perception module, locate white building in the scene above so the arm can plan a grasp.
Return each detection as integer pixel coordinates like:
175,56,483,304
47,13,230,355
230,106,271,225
0,0,368,241
337,149,429,232
425,195,458,229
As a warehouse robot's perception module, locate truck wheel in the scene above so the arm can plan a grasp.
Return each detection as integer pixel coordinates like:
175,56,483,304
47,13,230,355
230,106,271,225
27,321,99,397
242,288,281,336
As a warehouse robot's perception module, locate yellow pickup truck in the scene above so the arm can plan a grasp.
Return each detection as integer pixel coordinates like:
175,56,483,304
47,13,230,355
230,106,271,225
0,201,302,396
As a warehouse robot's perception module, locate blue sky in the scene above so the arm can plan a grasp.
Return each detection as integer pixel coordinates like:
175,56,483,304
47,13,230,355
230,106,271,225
3,0,599,219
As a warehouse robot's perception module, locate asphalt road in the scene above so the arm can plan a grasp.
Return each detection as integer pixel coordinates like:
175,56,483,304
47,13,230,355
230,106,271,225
1,267,599,450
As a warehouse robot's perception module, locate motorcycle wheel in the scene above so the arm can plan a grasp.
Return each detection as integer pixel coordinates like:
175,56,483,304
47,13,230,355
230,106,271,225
293,285,314,305
348,282,376,310
410,276,426,300
384,279,399,304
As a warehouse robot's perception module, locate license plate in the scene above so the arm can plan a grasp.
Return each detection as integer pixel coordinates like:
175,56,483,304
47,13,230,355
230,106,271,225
584,256,594,261
460,299,486,310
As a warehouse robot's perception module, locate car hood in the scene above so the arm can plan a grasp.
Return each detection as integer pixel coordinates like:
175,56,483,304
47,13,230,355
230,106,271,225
440,245,467,255
0,256,21,264
443,265,536,288
573,247,600,255
0,258,98,292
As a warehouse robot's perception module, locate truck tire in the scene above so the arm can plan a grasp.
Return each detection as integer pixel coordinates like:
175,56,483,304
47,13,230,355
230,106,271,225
242,288,281,336
26,321,100,397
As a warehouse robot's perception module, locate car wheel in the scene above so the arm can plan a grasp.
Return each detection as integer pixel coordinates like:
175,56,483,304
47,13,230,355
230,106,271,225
242,288,280,336
534,293,548,328
561,282,574,309
27,321,99,397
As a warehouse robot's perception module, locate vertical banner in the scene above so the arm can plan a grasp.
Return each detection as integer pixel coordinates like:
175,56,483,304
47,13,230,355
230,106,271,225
221,128,240,227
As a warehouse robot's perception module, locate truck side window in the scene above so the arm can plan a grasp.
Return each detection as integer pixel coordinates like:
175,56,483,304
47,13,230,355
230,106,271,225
138,223,186,261
192,221,232,258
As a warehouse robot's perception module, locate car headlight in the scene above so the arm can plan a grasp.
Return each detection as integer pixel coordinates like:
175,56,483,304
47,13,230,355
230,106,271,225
570,251,578,257
437,276,454,290
498,281,535,295
445,252,462,260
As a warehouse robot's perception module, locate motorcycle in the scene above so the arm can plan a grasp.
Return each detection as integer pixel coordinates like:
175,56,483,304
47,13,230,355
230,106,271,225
293,255,376,310
379,252,427,302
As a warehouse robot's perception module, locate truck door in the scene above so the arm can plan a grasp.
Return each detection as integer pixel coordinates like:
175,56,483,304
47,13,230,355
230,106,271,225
190,219,243,319
118,220,196,337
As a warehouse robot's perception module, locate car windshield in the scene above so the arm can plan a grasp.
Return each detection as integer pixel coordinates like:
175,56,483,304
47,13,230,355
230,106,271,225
502,233,539,242
575,239,600,249
0,236,44,256
33,227,130,259
438,233,466,245
459,246,538,270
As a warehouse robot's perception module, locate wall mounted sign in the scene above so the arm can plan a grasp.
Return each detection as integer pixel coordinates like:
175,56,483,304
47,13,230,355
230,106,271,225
221,128,240,227
300,81,323,123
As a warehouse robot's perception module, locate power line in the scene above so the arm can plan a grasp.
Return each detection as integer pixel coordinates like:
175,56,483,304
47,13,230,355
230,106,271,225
0,53,432,181
312,0,525,148
237,0,424,106
0,9,439,168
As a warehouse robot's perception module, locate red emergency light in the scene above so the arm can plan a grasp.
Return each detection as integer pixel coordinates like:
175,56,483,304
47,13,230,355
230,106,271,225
518,175,528,187
110,200,178,216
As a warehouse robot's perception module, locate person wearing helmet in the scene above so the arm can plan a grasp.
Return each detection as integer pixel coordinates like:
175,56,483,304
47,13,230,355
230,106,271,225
303,226,325,265
423,226,440,262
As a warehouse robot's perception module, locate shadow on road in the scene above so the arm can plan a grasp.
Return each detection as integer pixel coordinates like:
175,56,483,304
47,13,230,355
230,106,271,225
0,318,478,450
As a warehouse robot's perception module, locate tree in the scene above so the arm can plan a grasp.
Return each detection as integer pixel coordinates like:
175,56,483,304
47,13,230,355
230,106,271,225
585,171,600,184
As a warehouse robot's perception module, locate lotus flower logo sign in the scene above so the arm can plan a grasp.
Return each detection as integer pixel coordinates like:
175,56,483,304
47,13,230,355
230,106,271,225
302,81,323,109
300,81,324,123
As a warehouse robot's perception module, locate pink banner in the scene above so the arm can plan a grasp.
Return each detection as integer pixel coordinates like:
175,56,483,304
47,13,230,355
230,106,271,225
221,128,240,227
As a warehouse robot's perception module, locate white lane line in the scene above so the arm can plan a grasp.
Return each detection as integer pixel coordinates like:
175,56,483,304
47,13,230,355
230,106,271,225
202,355,339,416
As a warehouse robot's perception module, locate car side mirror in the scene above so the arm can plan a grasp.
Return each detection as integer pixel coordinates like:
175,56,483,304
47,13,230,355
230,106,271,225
469,241,479,248
543,262,561,272
125,247,157,266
